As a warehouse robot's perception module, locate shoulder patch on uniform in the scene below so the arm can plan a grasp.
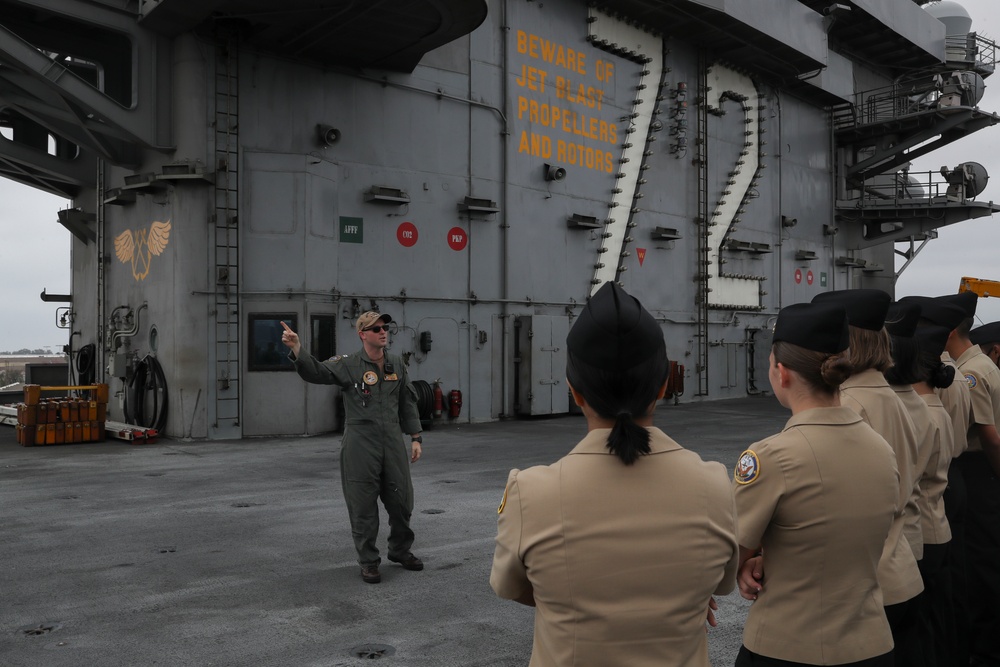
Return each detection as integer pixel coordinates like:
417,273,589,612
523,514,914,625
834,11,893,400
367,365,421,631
497,487,508,514
327,355,342,363
966,373,978,389
735,450,761,485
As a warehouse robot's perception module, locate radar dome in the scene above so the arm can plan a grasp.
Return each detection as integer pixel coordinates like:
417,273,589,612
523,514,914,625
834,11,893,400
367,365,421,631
924,1,973,37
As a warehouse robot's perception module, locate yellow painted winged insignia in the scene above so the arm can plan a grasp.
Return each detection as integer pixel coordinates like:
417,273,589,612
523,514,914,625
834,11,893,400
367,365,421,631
114,220,172,281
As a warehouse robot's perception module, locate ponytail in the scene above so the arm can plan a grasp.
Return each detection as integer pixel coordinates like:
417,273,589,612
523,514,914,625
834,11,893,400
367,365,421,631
608,411,651,465
567,348,667,465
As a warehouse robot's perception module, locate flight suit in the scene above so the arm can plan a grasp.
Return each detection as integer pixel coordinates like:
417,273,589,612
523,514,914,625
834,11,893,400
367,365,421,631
490,427,738,667
955,345,1000,664
294,348,422,566
734,406,898,665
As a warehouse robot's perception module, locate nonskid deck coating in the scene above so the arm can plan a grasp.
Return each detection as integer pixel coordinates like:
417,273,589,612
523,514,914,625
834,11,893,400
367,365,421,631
1,396,788,666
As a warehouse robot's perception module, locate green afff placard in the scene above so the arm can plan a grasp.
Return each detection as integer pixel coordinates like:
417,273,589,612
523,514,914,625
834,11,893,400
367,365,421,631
340,217,363,243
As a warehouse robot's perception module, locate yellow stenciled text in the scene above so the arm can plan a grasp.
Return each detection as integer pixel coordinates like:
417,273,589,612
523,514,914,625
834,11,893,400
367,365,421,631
517,30,587,75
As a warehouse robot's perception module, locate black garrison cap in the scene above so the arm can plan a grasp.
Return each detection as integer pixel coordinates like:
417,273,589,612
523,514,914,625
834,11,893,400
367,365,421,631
773,302,849,354
970,322,1000,346
898,295,966,330
914,325,951,357
885,301,921,338
567,282,665,370
935,291,979,320
812,288,892,331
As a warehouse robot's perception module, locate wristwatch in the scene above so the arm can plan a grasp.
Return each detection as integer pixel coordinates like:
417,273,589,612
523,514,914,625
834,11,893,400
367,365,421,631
412,435,423,444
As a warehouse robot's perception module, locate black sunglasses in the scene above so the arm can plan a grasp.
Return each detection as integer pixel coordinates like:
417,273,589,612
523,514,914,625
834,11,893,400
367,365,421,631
364,325,390,333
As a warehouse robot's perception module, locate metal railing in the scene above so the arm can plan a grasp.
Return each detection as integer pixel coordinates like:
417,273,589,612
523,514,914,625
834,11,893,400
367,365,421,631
833,33,998,132
839,169,981,208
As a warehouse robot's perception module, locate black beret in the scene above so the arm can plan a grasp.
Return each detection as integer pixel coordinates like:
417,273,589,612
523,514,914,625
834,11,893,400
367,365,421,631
913,325,951,357
773,302,849,354
970,321,1000,346
935,291,978,320
567,282,665,370
885,301,921,338
898,295,966,330
812,288,891,331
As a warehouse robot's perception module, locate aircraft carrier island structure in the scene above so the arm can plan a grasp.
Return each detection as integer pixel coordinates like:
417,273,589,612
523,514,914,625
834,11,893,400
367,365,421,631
0,0,997,439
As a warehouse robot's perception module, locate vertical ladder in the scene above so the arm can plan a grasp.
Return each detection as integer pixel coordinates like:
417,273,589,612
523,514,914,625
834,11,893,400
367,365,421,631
694,54,710,398
96,161,107,384
211,30,241,436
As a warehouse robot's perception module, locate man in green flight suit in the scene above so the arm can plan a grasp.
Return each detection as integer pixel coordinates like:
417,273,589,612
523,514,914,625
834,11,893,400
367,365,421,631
281,311,424,584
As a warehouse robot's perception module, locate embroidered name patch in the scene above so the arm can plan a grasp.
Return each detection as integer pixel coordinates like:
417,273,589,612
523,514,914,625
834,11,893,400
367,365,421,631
735,450,761,485
362,371,379,385
966,374,978,389
384,373,399,381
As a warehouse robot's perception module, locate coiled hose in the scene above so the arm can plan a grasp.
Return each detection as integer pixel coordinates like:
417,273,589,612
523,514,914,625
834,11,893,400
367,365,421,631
410,379,435,429
76,344,96,387
124,355,168,433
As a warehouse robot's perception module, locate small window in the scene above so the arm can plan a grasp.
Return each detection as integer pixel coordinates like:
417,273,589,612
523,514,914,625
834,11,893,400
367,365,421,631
311,315,338,360
249,313,296,372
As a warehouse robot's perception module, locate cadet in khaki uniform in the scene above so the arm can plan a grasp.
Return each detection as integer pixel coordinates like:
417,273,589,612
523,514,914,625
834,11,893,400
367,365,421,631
899,296,972,455
490,282,738,667
911,293,977,667
281,312,424,584
812,289,923,665
955,317,1000,665
909,325,959,666
887,305,959,665
885,302,936,565
734,302,897,667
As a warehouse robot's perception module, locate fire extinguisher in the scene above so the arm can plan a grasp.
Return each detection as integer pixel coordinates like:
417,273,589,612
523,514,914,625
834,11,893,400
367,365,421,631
433,381,444,419
448,389,462,419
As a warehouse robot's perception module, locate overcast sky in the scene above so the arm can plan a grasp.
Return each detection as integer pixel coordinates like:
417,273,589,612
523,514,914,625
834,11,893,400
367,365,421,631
2,0,1000,352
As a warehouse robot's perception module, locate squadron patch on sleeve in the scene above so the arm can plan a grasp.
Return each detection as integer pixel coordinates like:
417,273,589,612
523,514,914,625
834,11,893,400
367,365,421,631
497,487,508,514
735,450,761,485
966,374,978,389
362,370,379,385
327,355,342,363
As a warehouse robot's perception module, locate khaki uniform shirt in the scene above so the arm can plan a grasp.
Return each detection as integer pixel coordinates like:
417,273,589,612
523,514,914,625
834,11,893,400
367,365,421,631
919,393,953,545
840,369,924,604
956,345,1000,453
891,385,937,560
734,407,897,664
939,352,971,458
490,427,738,667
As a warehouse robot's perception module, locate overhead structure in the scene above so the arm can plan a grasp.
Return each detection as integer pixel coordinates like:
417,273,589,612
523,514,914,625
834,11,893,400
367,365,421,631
0,0,997,439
